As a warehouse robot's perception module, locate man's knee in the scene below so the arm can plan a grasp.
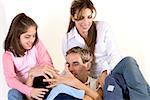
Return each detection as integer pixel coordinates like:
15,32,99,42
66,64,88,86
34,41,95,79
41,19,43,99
123,56,136,63
123,56,138,68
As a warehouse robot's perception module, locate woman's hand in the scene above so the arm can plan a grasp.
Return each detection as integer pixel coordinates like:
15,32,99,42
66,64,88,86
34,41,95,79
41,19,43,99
96,70,107,99
96,70,107,90
84,95,93,100
43,65,82,89
43,65,75,86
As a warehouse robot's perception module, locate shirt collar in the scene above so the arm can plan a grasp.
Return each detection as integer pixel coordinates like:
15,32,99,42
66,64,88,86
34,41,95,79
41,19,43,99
67,27,85,45
84,76,91,86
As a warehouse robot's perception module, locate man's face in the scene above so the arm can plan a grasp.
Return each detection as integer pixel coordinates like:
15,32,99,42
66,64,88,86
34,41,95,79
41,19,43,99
66,53,88,83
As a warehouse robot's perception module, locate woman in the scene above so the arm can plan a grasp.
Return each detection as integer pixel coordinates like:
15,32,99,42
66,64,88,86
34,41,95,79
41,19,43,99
62,0,150,99
62,0,121,88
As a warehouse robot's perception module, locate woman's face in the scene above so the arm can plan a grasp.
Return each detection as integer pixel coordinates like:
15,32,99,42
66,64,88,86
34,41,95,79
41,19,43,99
73,8,93,36
20,26,36,50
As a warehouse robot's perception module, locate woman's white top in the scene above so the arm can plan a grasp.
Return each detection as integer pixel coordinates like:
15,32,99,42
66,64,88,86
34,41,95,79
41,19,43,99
62,21,122,78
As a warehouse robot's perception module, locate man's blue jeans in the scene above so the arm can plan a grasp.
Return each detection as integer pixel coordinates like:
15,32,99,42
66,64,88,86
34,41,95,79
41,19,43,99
111,56,150,100
8,89,24,100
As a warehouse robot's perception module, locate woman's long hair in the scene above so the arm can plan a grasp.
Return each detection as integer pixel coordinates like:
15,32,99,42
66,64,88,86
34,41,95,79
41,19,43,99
67,0,97,54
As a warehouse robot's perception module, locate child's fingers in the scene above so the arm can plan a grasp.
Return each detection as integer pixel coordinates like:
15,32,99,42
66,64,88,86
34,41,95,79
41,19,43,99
38,88,49,92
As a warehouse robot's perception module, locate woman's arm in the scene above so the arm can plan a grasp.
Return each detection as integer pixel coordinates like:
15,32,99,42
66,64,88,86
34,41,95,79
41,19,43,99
102,22,122,70
44,66,101,100
95,22,122,75
79,81,100,100
97,70,107,90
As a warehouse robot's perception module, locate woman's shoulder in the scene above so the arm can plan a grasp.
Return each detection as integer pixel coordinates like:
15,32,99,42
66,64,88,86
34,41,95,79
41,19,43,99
95,21,111,35
95,21,110,28
64,27,76,40
95,21,112,40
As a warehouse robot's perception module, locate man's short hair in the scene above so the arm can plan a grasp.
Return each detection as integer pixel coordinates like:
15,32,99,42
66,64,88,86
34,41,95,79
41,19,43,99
66,46,93,63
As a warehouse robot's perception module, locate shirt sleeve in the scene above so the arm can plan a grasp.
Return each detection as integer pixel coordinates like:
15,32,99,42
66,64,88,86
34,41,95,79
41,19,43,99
62,34,68,57
35,40,53,67
104,22,122,71
2,52,32,96
95,21,122,74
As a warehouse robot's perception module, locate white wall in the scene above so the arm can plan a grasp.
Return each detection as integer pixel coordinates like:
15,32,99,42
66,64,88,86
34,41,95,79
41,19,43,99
0,0,150,99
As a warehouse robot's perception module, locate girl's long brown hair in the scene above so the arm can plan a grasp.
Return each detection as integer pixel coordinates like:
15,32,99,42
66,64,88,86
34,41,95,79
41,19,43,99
4,13,38,57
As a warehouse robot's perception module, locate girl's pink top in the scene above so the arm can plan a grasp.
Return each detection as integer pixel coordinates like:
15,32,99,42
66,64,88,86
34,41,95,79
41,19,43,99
3,40,53,96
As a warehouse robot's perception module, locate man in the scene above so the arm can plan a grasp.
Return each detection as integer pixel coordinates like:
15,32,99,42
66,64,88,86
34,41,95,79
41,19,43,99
45,46,150,100
44,46,102,100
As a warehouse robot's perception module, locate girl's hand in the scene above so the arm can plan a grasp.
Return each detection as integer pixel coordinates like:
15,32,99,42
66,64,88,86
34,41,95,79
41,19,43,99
30,88,49,100
28,65,58,79
26,75,34,87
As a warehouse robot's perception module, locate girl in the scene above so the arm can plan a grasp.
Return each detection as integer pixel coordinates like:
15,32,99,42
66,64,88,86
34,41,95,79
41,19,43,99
3,13,54,100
